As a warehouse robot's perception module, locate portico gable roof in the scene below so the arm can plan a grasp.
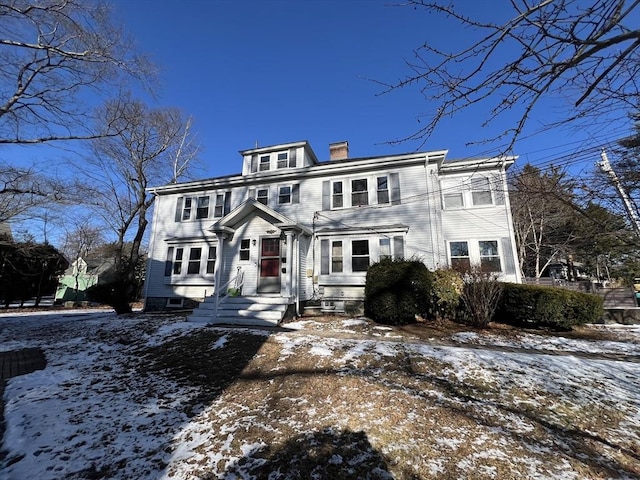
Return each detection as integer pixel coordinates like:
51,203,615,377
209,199,312,236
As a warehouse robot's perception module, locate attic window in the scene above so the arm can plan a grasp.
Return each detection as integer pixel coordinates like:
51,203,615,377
259,155,270,171
277,152,288,169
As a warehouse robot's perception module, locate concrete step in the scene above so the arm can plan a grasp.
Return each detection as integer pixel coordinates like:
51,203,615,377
188,314,279,327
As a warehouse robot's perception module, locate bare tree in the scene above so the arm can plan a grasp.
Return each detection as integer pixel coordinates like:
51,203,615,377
384,0,640,149
76,97,199,313
0,0,153,145
0,161,65,222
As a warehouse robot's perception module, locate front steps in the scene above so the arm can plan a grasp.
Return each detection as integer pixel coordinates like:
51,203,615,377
188,295,292,326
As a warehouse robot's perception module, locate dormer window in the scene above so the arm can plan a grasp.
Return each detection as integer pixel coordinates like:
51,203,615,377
277,152,288,169
259,155,270,172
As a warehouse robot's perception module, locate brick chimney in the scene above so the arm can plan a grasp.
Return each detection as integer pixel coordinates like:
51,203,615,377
329,141,349,160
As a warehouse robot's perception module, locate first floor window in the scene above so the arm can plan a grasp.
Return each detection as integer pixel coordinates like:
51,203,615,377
257,188,268,205
449,241,470,271
206,246,216,274
352,179,368,206
331,241,343,273
479,240,501,272
352,240,370,272
173,248,184,275
187,247,202,274
379,238,391,260
240,239,251,261
164,247,174,276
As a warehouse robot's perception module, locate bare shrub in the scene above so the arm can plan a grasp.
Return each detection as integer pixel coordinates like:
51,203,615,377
458,267,503,328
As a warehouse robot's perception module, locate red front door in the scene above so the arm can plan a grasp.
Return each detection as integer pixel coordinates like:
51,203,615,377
258,237,281,293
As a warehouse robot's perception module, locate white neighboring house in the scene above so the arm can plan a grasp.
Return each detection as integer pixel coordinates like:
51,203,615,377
144,140,521,324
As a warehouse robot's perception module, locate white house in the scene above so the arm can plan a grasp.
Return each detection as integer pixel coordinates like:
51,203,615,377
143,140,521,324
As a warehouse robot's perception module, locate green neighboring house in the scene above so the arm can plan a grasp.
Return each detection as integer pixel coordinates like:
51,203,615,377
55,257,115,303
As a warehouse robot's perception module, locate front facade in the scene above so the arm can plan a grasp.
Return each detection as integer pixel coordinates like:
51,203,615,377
143,140,521,318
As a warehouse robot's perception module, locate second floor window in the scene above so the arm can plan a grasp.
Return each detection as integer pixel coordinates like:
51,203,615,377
214,194,224,217
278,184,299,204
196,196,209,219
332,181,343,208
257,189,268,205
377,177,389,204
471,177,492,206
352,179,368,206
182,198,192,220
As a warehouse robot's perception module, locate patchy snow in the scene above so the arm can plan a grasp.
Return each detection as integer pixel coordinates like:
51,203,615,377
1,310,639,479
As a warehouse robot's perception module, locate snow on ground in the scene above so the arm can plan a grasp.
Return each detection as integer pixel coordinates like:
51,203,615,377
1,310,639,479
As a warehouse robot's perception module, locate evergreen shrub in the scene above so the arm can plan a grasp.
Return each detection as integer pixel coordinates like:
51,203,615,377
429,269,464,320
494,283,604,330
364,258,433,325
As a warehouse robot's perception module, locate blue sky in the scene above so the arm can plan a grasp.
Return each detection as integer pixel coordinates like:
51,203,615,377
114,0,634,180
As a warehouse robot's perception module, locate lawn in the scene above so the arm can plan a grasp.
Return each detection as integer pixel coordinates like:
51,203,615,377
1,309,639,479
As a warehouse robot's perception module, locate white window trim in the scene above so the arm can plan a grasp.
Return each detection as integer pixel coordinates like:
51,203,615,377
442,175,496,210
163,242,217,284
447,239,503,273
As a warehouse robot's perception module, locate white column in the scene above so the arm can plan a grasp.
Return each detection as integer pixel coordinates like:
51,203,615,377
213,232,225,319
285,230,294,298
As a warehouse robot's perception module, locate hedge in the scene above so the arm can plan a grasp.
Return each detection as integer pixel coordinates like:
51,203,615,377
494,283,604,330
364,258,434,325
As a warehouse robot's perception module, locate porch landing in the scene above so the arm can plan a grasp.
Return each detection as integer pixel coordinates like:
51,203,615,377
188,296,292,326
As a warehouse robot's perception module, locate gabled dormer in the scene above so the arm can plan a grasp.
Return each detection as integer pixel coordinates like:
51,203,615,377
240,140,319,176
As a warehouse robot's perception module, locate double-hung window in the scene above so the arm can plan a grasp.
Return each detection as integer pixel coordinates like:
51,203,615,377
449,241,470,271
173,248,184,275
377,176,389,204
256,188,268,205
187,247,202,275
479,240,501,272
277,152,288,169
332,181,343,208
196,196,209,219
239,239,251,261
278,184,299,204
331,241,343,273
259,155,270,171
164,247,174,276
351,179,368,206
471,177,492,206
379,238,391,260
352,240,370,272
206,246,216,274
182,198,192,220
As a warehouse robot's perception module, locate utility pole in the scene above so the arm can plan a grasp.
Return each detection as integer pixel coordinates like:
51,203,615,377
598,149,640,239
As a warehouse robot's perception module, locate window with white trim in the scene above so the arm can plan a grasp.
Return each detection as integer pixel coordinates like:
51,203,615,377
257,188,268,205
196,196,209,219
277,152,289,169
332,181,343,208
479,240,501,272
187,247,202,274
471,177,492,206
331,241,343,273
173,248,184,274
213,194,224,217
352,240,370,271
379,238,391,260
351,179,368,206
259,155,270,171
239,239,251,261
182,198,192,220
278,184,299,204
377,176,389,204
206,246,216,274
449,241,470,271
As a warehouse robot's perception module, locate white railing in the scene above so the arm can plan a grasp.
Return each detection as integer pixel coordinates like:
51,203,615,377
214,266,244,318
